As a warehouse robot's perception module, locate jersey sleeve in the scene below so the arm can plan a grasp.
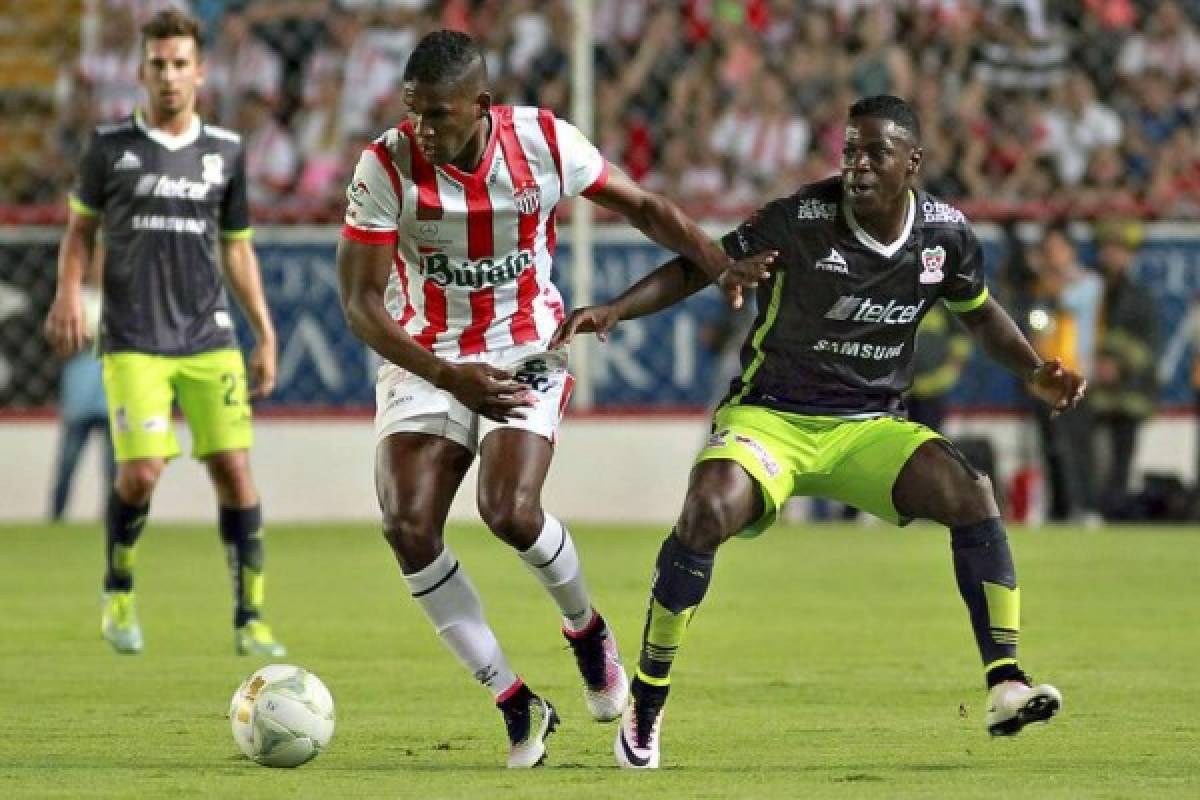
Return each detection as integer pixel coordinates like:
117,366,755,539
219,147,253,240
69,132,107,217
341,145,401,245
941,228,989,313
553,118,608,198
720,199,790,259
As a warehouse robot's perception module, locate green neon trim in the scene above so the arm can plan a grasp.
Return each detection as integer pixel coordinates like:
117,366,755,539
220,228,255,241
732,271,786,404
69,195,99,217
944,286,989,314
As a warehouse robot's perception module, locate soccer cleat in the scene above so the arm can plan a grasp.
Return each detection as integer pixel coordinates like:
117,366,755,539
564,613,629,722
498,684,560,768
101,591,144,654
986,679,1062,736
235,619,287,658
614,681,667,769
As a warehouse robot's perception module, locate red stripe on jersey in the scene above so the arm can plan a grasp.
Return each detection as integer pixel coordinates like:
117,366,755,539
394,254,415,327
341,224,396,245
536,109,562,194
497,112,541,345
459,288,495,356
462,176,493,260
581,161,611,197
413,281,448,350
496,113,539,251
402,124,443,221
368,141,404,213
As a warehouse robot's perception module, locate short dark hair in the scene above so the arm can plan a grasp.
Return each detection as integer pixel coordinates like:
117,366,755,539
403,30,485,85
848,95,921,143
141,9,204,51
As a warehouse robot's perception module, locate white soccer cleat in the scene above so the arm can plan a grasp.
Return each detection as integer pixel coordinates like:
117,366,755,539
614,693,664,769
564,613,629,722
986,679,1062,736
499,686,560,768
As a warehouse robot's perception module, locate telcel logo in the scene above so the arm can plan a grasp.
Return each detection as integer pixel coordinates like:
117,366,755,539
825,296,925,325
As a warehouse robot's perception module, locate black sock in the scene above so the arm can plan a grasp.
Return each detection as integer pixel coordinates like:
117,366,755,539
104,489,149,592
219,505,264,628
635,532,716,692
950,518,1022,687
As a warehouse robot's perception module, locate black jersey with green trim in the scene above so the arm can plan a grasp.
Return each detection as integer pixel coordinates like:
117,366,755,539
719,176,987,416
72,113,251,355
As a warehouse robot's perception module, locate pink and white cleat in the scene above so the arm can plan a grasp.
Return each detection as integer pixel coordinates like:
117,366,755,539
564,612,629,722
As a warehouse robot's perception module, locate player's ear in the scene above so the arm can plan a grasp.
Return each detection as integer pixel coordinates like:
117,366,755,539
908,146,923,179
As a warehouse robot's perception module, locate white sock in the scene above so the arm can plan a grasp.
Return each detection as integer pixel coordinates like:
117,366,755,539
403,546,518,699
519,514,594,632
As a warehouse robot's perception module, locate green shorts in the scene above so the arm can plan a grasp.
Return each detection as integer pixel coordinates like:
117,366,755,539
101,349,254,462
696,403,942,535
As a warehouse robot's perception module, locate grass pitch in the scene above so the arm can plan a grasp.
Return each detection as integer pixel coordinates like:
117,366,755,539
1,521,1198,798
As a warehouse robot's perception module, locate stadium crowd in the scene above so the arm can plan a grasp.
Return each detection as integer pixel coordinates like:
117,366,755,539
7,0,1200,221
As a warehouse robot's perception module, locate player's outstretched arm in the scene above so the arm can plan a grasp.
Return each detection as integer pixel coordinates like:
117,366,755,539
586,167,756,308
221,238,278,397
336,238,531,422
956,296,1087,414
551,250,774,348
45,210,100,358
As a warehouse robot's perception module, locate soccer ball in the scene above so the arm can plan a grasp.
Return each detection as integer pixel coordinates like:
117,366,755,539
229,664,335,768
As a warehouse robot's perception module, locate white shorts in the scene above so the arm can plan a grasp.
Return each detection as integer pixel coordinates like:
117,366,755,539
374,344,574,453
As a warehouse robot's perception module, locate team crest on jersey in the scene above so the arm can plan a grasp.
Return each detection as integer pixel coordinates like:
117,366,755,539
513,181,541,215
201,153,224,184
920,246,946,284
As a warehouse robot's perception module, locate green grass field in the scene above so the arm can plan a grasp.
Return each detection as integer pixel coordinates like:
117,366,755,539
2,521,1198,798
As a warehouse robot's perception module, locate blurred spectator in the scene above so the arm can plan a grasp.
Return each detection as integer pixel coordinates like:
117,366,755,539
973,2,1068,92
302,3,397,134
1117,1,1200,84
204,4,284,127
236,90,297,205
1040,71,1123,187
1027,222,1103,521
710,73,810,189
49,270,114,522
78,4,142,122
907,303,972,434
1089,220,1159,510
292,69,352,206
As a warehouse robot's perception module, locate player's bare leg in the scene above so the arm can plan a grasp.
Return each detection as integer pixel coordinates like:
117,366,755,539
101,457,165,654
618,459,762,768
379,432,555,767
207,449,283,656
893,439,1061,735
478,428,627,723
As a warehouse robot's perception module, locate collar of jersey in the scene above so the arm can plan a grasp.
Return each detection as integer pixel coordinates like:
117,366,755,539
403,107,500,185
134,107,201,151
842,189,915,259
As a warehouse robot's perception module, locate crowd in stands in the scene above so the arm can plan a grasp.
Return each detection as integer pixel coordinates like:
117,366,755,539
11,0,1200,221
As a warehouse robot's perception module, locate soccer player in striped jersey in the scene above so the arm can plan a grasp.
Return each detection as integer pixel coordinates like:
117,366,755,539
555,95,1084,767
336,30,770,768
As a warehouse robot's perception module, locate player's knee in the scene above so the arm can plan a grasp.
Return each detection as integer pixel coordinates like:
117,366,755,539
477,489,541,546
941,475,998,527
116,462,162,503
380,511,440,565
677,493,735,553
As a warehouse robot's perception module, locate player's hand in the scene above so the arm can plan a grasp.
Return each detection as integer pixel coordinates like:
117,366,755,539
550,303,621,348
1027,358,1087,416
717,251,777,309
44,290,87,358
438,362,533,423
249,338,277,399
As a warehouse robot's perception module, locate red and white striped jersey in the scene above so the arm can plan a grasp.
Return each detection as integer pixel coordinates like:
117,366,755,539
341,105,610,359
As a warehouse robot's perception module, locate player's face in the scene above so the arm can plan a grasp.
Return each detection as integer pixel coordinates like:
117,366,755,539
404,80,489,166
140,36,204,118
841,117,921,216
